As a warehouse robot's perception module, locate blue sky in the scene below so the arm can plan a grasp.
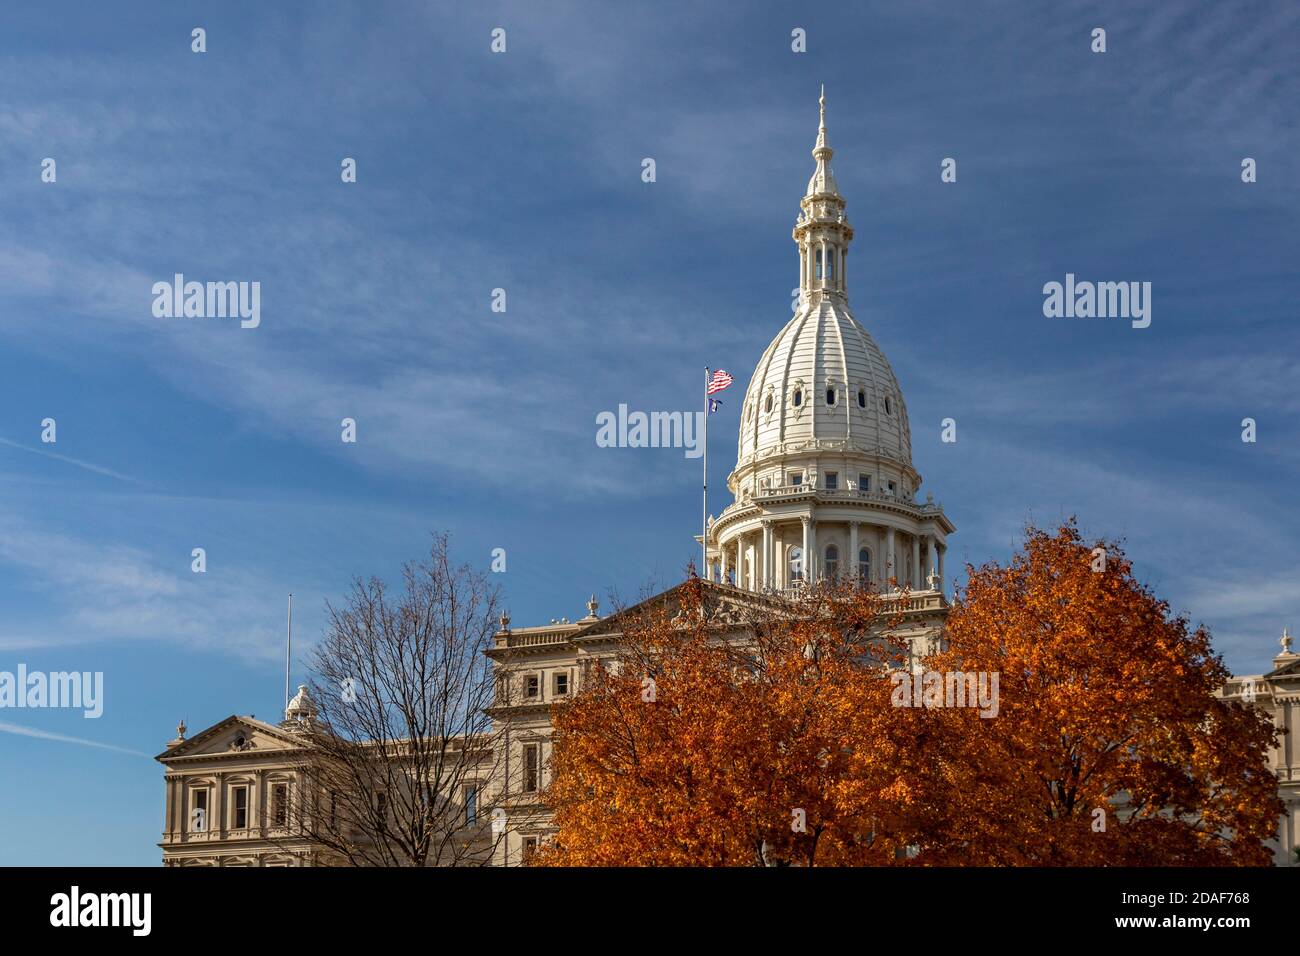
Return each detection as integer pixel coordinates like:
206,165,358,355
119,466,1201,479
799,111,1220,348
0,0,1297,864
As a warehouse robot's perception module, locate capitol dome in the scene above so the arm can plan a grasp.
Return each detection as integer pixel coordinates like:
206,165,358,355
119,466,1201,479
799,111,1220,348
735,297,915,491
705,88,953,597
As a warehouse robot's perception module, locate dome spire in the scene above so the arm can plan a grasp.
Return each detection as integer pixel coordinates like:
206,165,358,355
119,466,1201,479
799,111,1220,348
795,86,851,302
806,85,839,198
816,84,829,152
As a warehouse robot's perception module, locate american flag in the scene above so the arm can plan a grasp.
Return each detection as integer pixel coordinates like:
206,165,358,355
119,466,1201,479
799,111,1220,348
706,368,733,395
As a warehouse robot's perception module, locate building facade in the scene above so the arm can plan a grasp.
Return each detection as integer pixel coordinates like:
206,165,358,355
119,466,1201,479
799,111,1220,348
1219,630,1300,866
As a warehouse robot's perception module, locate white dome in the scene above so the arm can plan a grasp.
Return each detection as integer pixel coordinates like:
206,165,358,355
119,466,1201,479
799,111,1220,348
736,296,912,473
706,89,952,598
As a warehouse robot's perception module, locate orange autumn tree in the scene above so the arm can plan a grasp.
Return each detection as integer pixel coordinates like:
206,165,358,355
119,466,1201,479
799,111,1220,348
536,576,928,866
916,520,1282,866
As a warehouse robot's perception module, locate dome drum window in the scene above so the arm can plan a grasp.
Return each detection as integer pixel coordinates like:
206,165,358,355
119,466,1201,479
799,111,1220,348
857,388,866,409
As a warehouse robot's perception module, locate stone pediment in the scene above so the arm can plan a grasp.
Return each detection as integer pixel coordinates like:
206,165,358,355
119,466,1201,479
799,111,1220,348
1266,657,1300,680
568,580,787,643
155,715,303,762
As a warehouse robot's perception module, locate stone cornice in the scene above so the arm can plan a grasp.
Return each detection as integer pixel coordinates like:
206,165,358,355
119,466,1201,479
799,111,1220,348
711,491,955,539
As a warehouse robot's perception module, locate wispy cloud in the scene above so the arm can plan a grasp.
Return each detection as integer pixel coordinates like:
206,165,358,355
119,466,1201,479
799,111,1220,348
0,720,151,757
0,437,145,485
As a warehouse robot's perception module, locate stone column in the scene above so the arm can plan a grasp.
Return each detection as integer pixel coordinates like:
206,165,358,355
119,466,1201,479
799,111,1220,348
801,517,810,585
807,518,818,581
937,545,946,594
911,535,921,589
886,527,896,588
849,521,859,586
215,772,226,838
164,777,176,840
762,521,773,589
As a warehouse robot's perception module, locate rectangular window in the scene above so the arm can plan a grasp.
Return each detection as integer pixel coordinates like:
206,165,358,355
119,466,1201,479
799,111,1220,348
191,788,208,832
272,783,288,827
522,743,540,793
524,674,540,699
789,472,802,486
553,672,569,696
464,784,479,827
522,835,539,863
824,472,838,490
887,480,897,494
232,785,248,830
859,474,870,492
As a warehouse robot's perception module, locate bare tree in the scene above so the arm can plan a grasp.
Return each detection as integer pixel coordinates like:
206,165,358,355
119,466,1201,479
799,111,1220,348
280,533,536,866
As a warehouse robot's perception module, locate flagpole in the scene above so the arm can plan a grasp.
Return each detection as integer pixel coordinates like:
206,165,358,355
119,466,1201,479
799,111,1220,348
702,367,709,580
285,593,293,711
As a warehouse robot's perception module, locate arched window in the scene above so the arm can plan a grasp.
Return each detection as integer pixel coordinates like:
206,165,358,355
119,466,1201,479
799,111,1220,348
788,546,803,583
792,389,803,407
815,248,823,279
825,386,836,406
826,249,835,280
858,548,871,584
824,545,839,579
857,388,866,408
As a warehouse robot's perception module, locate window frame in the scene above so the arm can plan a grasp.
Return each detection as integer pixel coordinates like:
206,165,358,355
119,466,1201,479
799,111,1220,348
271,782,289,828
522,743,540,794
191,786,209,833
231,784,249,830
464,783,479,828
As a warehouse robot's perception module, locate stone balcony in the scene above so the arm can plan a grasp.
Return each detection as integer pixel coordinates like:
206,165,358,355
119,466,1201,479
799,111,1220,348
716,485,948,526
